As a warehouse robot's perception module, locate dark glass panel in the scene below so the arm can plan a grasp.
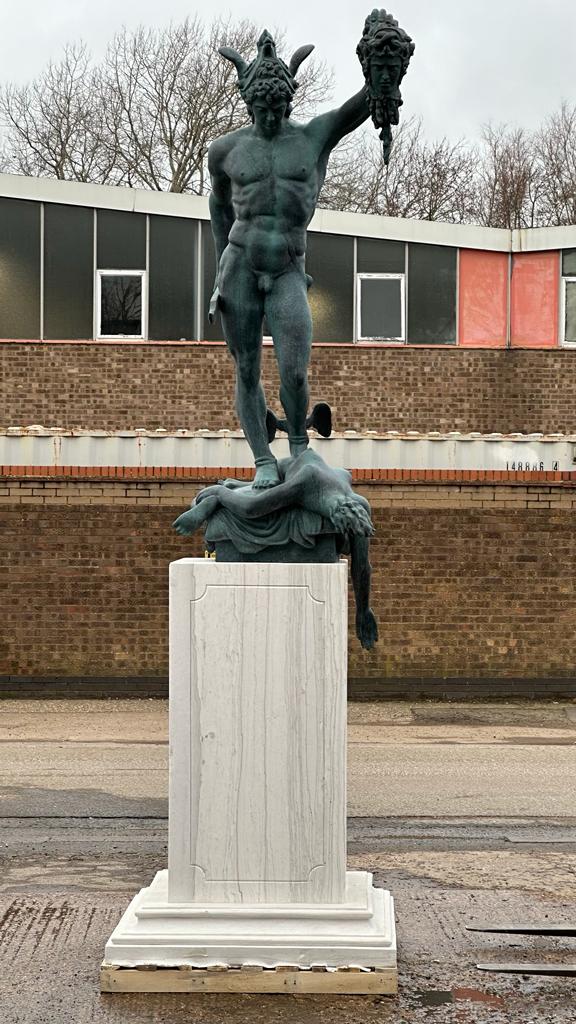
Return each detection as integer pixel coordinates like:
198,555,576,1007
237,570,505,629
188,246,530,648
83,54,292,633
563,249,576,276
565,281,576,344
100,274,142,336
97,209,146,269
357,237,405,274
201,225,223,340
359,277,403,339
305,232,354,342
44,204,93,339
149,216,196,340
0,197,40,338
407,243,457,344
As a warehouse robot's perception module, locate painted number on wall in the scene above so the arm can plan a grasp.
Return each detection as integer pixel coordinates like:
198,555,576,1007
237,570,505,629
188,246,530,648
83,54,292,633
505,461,559,471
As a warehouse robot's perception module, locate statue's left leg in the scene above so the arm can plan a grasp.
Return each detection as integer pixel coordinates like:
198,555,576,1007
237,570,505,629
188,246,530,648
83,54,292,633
265,269,312,457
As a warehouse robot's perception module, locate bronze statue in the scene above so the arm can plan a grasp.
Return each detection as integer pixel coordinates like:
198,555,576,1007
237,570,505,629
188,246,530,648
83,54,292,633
174,12,414,648
208,14,414,488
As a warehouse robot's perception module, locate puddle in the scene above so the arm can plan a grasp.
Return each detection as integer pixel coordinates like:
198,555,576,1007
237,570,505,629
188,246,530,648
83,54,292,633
452,987,506,1006
412,986,506,1011
413,990,454,1007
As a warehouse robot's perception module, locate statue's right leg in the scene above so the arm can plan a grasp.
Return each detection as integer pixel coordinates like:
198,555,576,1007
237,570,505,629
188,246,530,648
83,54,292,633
218,248,280,489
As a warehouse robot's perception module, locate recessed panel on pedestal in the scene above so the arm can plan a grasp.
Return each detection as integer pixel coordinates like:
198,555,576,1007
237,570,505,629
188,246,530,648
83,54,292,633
168,560,348,905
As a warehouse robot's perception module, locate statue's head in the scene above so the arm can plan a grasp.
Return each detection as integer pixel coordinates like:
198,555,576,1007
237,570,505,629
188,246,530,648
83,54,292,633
357,9,415,162
219,31,314,135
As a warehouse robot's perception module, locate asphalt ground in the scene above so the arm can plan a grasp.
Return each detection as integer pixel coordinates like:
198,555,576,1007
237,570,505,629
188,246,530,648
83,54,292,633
0,699,575,1023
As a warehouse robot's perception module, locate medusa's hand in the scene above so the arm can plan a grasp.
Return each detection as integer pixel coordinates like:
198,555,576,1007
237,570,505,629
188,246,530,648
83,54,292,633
356,608,378,650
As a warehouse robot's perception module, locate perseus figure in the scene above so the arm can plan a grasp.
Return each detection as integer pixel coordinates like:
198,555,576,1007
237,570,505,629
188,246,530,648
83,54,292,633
209,13,414,489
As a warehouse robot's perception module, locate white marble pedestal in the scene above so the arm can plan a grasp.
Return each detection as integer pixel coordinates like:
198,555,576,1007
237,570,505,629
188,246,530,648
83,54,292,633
102,559,397,993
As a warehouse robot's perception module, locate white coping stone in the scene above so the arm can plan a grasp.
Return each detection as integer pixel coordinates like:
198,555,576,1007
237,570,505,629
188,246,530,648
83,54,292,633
104,559,397,970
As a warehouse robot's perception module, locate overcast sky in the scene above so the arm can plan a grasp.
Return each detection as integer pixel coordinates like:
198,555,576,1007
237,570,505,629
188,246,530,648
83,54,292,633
2,0,576,141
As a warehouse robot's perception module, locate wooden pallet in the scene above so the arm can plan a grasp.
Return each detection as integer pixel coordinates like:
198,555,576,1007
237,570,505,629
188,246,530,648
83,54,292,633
100,962,398,994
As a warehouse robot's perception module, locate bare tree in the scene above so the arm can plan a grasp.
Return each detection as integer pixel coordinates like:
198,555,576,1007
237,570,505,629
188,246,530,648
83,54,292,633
0,18,332,194
475,123,543,229
101,18,332,194
536,103,576,227
321,118,478,223
0,43,120,184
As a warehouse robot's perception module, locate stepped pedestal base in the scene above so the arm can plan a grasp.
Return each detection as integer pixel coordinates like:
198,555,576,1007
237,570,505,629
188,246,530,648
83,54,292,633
103,868,396,973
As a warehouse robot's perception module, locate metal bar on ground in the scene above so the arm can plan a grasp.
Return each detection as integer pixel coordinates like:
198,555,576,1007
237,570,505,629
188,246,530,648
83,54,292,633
469,926,576,936
477,963,576,976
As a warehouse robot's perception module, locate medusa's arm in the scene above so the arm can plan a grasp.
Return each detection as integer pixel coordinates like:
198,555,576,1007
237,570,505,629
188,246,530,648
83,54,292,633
349,535,378,650
212,476,306,519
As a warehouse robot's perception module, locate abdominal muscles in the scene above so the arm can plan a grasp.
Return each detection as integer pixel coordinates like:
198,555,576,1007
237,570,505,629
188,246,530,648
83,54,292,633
229,177,316,274
229,221,307,276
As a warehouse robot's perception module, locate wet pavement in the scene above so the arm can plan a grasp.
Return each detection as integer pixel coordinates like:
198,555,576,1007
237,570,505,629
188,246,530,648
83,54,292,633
0,699,575,1023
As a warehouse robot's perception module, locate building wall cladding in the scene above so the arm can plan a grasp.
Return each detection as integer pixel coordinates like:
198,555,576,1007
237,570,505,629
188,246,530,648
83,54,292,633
3,342,576,434
1,478,575,684
2,186,575,348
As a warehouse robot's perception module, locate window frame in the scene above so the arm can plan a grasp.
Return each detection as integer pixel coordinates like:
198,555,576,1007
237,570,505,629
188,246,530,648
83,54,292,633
561,276,576,348
356,272,406,344
95,268,147,340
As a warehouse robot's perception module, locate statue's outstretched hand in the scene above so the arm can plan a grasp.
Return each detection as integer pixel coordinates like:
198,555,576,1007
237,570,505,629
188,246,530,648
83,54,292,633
356,608,378,650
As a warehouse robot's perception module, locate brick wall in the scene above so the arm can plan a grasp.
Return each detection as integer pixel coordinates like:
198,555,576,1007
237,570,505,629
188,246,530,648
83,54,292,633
3,342,576,434
2,474,576,686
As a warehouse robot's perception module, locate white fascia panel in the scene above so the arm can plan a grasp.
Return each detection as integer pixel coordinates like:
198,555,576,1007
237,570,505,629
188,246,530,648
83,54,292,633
513,225,576,253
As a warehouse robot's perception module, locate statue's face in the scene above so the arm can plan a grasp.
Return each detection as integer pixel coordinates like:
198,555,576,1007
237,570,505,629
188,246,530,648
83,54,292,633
252,98,288,138
369,53,403,97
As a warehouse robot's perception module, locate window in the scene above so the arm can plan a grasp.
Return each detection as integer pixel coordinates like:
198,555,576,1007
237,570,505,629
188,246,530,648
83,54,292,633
562,277,576,346
356,273,405,342
96,270,146,339
562,249,576,277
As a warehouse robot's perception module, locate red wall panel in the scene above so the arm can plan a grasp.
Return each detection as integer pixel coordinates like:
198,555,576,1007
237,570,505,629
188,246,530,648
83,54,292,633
459,249,508,347
511,251,559,348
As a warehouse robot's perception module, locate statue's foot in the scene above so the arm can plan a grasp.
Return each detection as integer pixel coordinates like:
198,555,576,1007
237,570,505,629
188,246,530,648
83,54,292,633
173,506,207,535
253,459,281,489
172,494,219,535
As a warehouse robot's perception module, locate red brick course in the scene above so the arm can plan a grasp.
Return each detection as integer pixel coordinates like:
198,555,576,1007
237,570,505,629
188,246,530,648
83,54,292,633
2,466,576,486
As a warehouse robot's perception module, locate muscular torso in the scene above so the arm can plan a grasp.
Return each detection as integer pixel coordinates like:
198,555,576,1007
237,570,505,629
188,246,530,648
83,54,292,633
216,122,329,276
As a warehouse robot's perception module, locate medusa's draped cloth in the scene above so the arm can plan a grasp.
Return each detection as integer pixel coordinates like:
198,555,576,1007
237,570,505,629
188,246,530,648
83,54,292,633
204,505,330,554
